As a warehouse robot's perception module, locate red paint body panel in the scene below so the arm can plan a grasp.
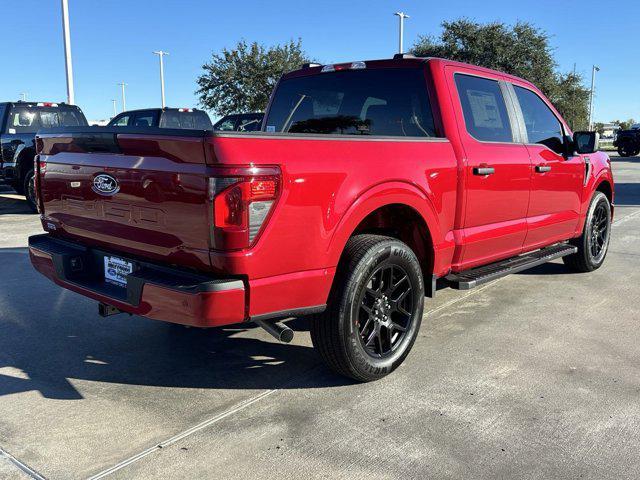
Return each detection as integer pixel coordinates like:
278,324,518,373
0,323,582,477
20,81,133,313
30,57,614,328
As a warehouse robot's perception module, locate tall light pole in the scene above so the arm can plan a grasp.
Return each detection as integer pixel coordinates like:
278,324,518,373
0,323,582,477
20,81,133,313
394,12,410,54
61,0,75,104
588,65,600,131
118,82,127,112
20,93,27,101
111,99,117,117
153,51,169,108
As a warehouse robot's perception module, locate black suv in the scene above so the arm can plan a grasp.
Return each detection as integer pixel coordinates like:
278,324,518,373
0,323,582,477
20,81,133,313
213,113,264,132
0,101,88,211
613,124,640,157
107,108,213,130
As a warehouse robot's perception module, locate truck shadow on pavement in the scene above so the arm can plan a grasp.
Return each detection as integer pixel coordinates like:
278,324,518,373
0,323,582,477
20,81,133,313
0,249,352,401
612,183,640,207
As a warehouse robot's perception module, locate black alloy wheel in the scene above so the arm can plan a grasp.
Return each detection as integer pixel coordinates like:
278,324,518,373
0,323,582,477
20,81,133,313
24,169,37,213
356,264,414,358
564,191,611,272
310,234,424,382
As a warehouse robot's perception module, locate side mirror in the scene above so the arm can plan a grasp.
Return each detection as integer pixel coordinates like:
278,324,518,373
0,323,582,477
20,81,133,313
573,131,600,154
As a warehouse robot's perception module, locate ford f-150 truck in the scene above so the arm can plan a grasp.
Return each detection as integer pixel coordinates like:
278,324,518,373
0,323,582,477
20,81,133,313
28,56,614,382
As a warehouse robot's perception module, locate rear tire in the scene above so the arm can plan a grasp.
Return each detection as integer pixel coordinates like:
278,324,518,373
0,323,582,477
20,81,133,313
24,169,37,213
563,191,611,273
617,145,639,157
310,235,424,382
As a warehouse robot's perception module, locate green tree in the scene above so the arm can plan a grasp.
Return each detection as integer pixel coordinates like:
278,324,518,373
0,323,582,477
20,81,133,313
412,19,590,131
197,39,310,116
553,72,590,131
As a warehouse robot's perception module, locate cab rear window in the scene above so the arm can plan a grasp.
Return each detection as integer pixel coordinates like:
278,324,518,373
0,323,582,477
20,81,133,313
160,111,212,130
265,68,439,137
7,106,87,133
8,107,38,133
39,109,86,128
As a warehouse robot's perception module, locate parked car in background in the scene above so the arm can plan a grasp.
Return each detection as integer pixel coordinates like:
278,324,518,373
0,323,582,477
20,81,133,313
614,123,640,156
0,101,88,211
213,112,263,131
107,107,213,130
29,56,613,381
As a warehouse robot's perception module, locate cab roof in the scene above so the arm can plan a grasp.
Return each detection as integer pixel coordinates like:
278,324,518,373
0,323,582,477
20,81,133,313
286,55,536,91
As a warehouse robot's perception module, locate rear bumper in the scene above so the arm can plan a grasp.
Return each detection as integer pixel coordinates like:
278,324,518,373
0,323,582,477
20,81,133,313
28,234,246,327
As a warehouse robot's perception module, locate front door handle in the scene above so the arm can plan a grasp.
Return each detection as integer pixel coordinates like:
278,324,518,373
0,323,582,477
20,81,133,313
473,167,495,176
535,165,552,173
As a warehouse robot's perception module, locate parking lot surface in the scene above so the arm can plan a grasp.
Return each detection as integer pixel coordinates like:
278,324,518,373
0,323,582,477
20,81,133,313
1,157,639,479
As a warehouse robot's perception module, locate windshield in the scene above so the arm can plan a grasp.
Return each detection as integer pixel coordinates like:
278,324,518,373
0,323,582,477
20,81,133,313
265,68,438,137
160,110,212,130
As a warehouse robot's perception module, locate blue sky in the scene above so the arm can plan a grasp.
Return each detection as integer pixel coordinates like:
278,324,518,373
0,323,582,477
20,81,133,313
3,0,638,122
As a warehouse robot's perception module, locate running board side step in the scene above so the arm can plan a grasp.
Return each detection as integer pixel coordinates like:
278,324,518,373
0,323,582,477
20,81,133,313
445,244,577,290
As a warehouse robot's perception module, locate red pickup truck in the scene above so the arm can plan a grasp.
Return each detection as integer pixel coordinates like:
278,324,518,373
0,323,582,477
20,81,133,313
29,56,614,381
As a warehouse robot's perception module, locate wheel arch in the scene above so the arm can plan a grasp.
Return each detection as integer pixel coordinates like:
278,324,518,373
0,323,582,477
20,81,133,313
595,179,613,207
327,182,442,295
14,144,36,181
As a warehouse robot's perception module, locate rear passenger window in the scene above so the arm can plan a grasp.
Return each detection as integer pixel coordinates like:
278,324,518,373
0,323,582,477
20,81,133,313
455,74,513,143
513,86,564,154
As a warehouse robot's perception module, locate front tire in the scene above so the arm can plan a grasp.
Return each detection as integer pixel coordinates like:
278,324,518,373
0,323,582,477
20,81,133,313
563,191,611,272
310,235,424,382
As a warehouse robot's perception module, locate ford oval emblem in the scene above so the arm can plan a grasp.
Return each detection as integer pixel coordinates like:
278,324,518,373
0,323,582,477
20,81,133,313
92,173,120,196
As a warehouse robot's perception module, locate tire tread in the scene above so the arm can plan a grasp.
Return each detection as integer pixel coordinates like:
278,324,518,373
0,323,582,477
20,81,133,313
311,234,402,381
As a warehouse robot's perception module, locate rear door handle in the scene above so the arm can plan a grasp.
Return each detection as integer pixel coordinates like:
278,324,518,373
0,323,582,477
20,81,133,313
535,165,552,173
473,167,495,176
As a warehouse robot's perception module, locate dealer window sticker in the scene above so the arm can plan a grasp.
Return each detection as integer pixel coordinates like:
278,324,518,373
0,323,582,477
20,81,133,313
466,89,504,129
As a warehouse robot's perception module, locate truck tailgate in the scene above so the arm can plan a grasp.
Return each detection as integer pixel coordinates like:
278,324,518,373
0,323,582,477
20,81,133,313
37,129,213,270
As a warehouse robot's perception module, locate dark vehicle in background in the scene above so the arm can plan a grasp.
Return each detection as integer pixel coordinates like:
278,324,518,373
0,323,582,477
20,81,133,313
107,107,213,130
213,112,263,131
0,101,88,211
613,123,640,157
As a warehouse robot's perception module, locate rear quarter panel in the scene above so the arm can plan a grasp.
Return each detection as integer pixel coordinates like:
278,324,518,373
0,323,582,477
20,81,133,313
206,134,459,279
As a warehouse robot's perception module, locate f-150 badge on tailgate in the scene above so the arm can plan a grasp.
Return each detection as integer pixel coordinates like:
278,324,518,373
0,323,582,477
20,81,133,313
92,173,120,196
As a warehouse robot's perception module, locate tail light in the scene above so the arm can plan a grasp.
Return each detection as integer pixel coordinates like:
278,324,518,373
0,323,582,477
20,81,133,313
208,166,281,250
